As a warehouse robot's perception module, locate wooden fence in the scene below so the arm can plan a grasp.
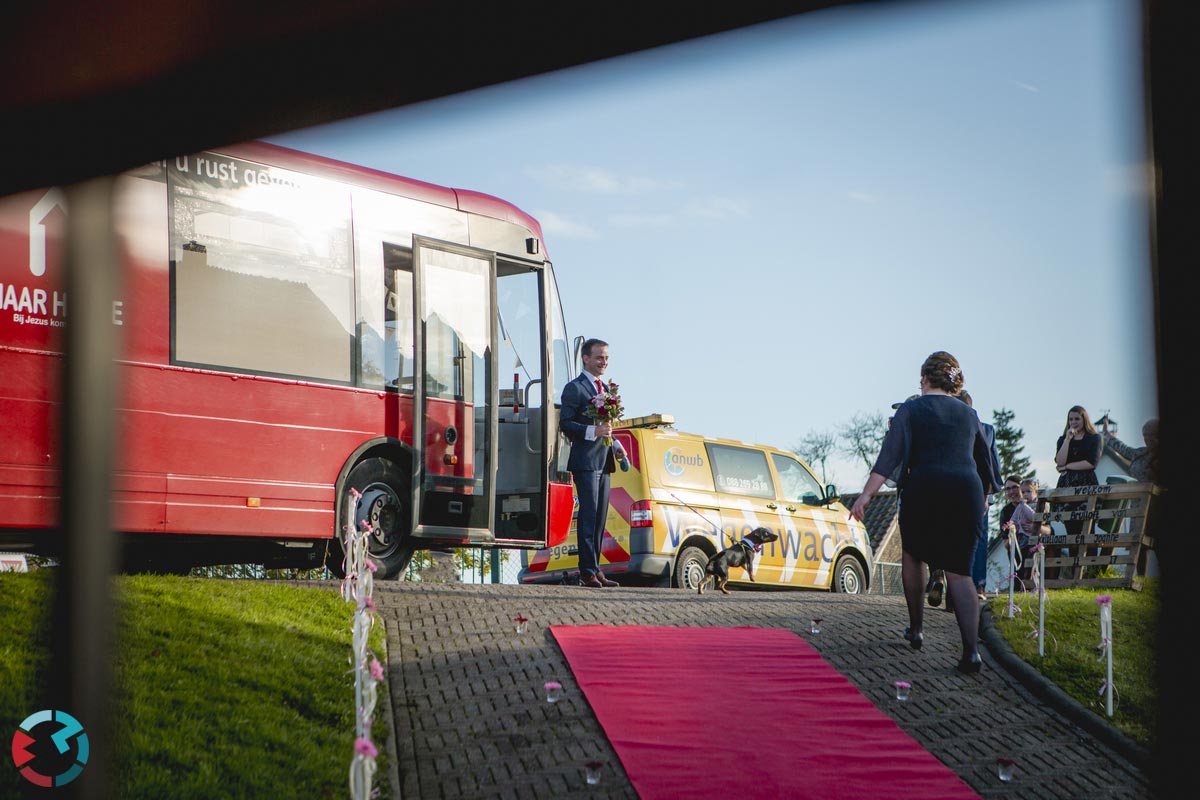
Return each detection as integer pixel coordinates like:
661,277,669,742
1033,481,1160,590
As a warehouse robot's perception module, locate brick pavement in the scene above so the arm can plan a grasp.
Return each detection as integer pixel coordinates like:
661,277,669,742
371,583,1152,799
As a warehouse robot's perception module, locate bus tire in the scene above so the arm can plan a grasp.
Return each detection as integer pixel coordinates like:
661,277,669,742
333,457,415,580
673,546,711,591
831,553,866,594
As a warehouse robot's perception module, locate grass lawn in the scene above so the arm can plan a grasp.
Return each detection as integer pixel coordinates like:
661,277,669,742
988,580,1157,748
1,571,387,799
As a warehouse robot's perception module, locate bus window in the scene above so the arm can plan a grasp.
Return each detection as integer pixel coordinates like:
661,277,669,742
358,242,414,389
169,153,354,383
383,246,415,391
497,260,544,410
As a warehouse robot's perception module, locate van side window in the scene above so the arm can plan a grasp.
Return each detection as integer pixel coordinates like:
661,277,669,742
706,444,775,499
772,454,824,505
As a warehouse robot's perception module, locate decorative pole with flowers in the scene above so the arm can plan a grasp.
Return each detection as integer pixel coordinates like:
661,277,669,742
342,488,384,800
1005,527,1019,619
1096,594,1114,717
1032,543,1046,658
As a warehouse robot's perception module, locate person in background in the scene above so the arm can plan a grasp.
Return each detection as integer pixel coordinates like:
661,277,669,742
1002,480,1049,584
1126,418,1160,484
957,390,1002,602
850,351,998,674
1054,405,1102,539
998,475,1023,534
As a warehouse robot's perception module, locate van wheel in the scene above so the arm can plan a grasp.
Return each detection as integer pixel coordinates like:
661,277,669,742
328,457,414,580
831,554,866,594
674,546,711,591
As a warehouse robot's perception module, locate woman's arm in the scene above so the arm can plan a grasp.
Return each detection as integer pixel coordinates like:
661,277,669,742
1054,434,1071,468
1063,433,1101,471
849,472,888,522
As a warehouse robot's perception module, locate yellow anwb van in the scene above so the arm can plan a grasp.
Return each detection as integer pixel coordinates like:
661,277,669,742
519,415,873,593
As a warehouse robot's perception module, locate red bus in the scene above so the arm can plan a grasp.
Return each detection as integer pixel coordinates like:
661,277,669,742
0,142,573,577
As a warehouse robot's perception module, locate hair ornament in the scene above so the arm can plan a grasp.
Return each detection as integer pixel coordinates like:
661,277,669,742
946,366,961,382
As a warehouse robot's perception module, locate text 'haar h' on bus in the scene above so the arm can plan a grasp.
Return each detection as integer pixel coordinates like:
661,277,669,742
0,142,574,577
520,414,874,593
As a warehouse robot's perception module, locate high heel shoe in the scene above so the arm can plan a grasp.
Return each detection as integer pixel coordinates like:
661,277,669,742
903,628,923,650
956,653,982,674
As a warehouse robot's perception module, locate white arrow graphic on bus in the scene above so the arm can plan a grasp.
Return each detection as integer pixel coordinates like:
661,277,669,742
29,188,67,277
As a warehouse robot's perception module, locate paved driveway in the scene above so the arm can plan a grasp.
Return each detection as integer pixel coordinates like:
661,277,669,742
370,583,1152,799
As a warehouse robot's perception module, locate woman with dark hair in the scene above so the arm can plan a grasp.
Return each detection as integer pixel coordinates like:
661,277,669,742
850,351,999,674
1053,405,1103,553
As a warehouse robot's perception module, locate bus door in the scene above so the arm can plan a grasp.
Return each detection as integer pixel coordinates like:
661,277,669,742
492,258,555,546
411,238,498,542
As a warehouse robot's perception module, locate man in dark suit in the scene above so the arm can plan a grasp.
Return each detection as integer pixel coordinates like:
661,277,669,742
560,338,626,588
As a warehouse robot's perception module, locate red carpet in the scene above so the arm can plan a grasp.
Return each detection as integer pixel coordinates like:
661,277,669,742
551,625,979,799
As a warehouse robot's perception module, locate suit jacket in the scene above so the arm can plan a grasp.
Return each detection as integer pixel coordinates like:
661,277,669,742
560,373,617,473
979,422,1003,495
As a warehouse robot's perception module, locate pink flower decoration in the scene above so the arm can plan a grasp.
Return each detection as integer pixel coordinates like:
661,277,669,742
1032,543,1044,552
360,519,373,531
350,488,362,500
354,737,378,758
1096,594,1113,606
365,596,376,613
370,657,385,681
364,559,378,573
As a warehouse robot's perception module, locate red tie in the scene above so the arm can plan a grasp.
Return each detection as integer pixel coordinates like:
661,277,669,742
595,379,603,394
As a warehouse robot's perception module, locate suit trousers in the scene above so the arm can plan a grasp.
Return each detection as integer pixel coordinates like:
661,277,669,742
572,469,610,578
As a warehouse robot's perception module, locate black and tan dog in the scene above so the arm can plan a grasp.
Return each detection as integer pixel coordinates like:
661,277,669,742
699,527,779,595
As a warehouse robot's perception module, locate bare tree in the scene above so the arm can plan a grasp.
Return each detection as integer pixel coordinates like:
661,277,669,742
794,430,837,483
839,412,887,472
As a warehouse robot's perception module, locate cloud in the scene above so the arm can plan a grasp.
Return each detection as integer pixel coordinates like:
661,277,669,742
1014,81,1041,93
525,163,682,194
846,191,880,204
534,210,599,239
683,195,749,219
607,194,748,229
609,212,676,229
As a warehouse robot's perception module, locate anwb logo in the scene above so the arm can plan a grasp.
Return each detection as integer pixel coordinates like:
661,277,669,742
663,447,702,477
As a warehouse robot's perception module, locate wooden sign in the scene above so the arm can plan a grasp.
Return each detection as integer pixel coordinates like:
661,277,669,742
1031,481,1160,590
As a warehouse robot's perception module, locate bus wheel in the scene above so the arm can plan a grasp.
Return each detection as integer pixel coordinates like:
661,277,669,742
338,457,415,580
673,546,711,591
831,554,866,594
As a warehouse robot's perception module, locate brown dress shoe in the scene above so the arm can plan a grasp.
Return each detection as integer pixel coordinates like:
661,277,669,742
595,573,619,587
580,575,605,588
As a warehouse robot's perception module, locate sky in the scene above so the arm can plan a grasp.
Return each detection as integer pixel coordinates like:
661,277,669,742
270,0,1156,492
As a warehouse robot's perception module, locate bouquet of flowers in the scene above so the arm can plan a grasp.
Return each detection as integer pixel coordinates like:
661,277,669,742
585,380,624,446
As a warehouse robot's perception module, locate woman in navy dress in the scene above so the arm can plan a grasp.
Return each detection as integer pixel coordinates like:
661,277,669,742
850,352,999,673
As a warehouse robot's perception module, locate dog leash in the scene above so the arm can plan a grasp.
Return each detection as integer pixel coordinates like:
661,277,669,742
665,491,733,545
